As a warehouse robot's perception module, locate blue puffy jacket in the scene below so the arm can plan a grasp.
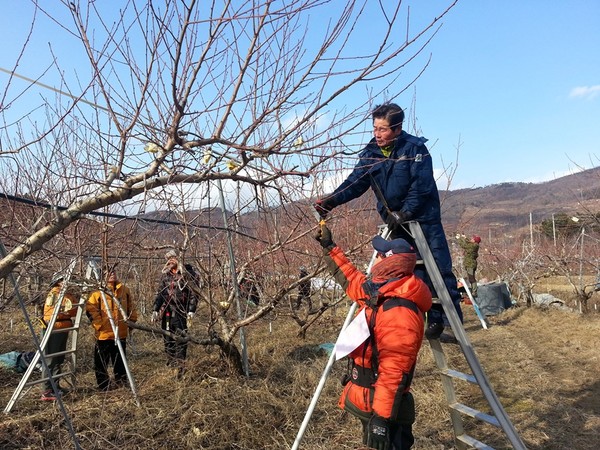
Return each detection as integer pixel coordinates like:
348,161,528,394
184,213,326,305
326,131,440,224
324,131,463,320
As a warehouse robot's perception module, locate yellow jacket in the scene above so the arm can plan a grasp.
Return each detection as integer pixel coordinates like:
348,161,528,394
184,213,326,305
43,286,78,330
86,282,137,340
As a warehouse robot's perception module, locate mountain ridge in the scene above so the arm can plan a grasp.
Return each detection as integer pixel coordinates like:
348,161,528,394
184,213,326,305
439,166,600,235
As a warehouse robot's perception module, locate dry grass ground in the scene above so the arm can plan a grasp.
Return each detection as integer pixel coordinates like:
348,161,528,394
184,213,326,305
1,299,599,449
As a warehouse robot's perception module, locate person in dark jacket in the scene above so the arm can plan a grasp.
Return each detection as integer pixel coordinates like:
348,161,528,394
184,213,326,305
239,275,260,306
316,225,432,450
315,102,462,340
295,267,312,310
152,250,198,375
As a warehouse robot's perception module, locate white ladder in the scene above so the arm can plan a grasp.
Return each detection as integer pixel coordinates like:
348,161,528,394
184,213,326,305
408,221,526,449
4,258,86,413
4,257,141,411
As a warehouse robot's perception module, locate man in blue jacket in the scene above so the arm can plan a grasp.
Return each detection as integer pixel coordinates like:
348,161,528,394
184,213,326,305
315,102,462,340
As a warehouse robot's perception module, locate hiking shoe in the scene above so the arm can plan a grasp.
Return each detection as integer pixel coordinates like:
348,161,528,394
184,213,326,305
40,389,62,401
425,322,444,340
440,329,458,344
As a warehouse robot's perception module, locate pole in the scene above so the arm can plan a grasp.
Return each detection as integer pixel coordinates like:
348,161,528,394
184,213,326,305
579,228,584,313
217,178,250,377
291,226,391,450
552,213,556,247
529,212,534,249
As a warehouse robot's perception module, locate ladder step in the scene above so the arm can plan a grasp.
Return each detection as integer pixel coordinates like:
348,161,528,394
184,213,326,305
51,326,80,333
449,402,500,427
442,368,477,384
43,349,76,358
25,371,75,387
456,433,496,449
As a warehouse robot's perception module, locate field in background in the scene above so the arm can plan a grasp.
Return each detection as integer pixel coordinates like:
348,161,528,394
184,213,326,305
1,291,599,449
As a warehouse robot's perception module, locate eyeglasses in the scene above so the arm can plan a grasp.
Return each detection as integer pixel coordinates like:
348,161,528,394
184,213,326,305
373,127,391,134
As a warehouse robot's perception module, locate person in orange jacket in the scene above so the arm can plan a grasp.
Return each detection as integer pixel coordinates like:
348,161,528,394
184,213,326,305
86,269,137,391
315,225,432,450
40,275,78,401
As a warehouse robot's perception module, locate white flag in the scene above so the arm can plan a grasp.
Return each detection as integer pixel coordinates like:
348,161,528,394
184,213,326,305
334,308,370,361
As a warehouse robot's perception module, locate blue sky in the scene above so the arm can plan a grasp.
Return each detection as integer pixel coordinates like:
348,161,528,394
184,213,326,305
1,1,599,193
407,1,600,188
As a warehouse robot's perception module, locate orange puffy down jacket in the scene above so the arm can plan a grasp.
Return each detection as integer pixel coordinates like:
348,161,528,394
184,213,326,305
86,282,137,341
324,246,432,420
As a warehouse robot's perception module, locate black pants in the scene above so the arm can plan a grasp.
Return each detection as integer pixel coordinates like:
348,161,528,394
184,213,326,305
42,331,68,390
162,313,188,365
94,339,127,390
295,291,312,310
391,222,463,324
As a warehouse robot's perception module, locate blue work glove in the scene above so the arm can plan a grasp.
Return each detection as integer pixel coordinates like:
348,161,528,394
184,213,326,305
385,210,412,230
314,225,335,251
366,414,391,450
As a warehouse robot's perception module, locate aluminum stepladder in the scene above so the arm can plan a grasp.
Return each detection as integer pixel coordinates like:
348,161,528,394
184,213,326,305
408,221,526,449
4,257,86,413
4,257,140,412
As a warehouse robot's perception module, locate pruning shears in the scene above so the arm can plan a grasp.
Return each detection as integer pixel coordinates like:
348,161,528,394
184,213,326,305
310,205,327,228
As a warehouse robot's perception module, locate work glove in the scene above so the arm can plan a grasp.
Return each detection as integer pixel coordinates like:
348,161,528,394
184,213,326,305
187,312,195,328
151,311,159,323
314,198,334,219
366,414,391,450
385,210,412,230
314,224,335,251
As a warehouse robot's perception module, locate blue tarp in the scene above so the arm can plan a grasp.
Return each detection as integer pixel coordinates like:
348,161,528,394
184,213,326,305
0,351,40,373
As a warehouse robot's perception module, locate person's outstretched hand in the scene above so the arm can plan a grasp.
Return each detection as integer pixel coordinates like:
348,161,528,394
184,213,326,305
385,210,412,230
314,198,334,219
314,225,335,251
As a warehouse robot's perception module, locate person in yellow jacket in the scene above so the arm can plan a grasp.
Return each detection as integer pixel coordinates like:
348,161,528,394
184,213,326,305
86,270,137,391
41,275,78,401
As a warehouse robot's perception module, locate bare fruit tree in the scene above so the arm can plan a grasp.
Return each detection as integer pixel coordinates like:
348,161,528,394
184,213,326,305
1,0,458,369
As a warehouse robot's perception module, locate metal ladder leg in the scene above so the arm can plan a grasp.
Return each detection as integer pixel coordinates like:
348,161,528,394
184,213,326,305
3,258,79,412
408,221,527,450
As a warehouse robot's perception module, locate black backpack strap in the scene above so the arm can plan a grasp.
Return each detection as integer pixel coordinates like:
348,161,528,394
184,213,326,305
382,297,420,316
368,296,421,380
